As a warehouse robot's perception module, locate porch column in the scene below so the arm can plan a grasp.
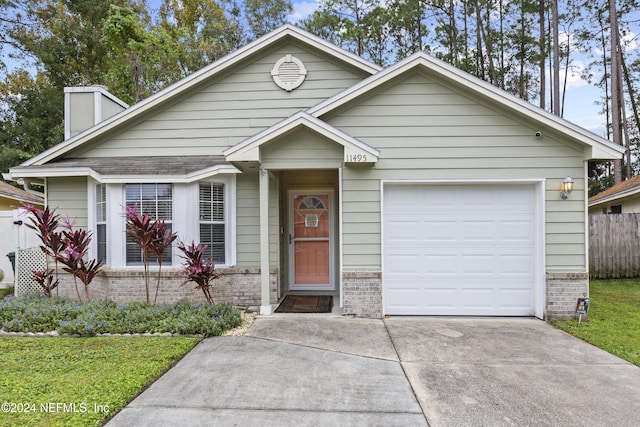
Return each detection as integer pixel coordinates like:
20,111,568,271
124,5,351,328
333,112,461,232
259,168,272,315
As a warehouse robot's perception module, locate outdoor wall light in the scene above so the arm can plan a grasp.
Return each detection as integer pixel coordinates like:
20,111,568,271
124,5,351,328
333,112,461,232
560,176,574,200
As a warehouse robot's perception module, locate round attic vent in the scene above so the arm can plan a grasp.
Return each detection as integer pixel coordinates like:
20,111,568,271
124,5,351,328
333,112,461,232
271,54,307,91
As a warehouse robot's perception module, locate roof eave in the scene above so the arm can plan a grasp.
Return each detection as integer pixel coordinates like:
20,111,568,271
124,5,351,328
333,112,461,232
8,164,241,184
588,187,640,207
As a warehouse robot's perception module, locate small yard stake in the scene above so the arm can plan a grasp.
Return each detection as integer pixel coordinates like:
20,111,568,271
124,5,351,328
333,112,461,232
575,297,590,326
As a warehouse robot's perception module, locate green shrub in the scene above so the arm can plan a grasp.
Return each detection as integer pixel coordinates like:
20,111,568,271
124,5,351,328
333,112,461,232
0,294,243,337
0,294,78,332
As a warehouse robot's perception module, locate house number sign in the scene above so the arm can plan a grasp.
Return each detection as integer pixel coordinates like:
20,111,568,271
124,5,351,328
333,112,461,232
344,153,368,163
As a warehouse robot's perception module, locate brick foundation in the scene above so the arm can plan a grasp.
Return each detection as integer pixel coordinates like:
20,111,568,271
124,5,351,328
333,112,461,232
546,272,589,320
53,267,278,307
342,271,382,318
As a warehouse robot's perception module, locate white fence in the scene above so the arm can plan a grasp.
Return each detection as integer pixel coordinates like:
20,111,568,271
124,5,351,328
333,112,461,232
0,209,44,293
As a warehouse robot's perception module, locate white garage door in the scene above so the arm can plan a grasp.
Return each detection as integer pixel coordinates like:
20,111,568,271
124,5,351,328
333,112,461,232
383,184,536,316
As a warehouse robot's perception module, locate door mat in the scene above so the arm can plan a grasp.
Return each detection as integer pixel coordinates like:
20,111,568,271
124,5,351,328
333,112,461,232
275,295,333,313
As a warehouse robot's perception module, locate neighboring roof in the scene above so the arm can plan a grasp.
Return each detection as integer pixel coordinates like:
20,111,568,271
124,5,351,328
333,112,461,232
308,52,625,161
588,175,640,207
0,181,44,206
9,156,240,183
224,112,379,162
21,25,381,168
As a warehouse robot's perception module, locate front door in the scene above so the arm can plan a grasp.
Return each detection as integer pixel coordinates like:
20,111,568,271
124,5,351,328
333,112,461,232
289,190,333,290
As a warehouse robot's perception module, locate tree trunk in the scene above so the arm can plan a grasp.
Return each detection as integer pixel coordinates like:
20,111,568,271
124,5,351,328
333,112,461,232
551,0,560,116
609,0,623,184
539,0,546,109
561,33,571,117
450,0,458,66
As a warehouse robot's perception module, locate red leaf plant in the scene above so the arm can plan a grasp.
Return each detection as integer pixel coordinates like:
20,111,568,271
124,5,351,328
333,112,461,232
178,241,220,305
22,203,103,302
125,206,177,304
149,219,177,304
56,228,104,303
31,269,59,298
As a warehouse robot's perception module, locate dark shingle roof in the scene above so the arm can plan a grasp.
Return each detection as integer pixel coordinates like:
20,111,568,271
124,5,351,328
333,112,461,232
27,156,230,176
0,181,44,205
589,175,640,204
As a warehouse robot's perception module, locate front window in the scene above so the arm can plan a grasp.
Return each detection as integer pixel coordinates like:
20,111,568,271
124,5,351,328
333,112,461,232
96,183,107,262
199,182,225,264
125,183,173,265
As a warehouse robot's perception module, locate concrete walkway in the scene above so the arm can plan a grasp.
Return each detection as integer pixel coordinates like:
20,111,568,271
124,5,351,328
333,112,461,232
107,316,640,426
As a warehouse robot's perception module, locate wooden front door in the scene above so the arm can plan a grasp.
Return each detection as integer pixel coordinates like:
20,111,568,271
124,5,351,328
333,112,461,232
289,191,333,290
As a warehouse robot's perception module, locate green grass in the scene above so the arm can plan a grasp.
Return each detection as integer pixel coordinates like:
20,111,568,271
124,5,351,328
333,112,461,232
551,279,640,367
0,288,13,299
0,336,200,426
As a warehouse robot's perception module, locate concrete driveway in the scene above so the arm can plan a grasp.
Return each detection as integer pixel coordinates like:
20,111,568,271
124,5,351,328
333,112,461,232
107,316,640,426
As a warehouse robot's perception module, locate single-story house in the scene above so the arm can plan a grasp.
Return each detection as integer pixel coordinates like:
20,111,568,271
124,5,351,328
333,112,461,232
588,175,640,215
5,25,624,319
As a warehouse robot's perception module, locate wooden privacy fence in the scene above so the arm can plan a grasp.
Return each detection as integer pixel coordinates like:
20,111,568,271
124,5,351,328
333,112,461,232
589,214,640,279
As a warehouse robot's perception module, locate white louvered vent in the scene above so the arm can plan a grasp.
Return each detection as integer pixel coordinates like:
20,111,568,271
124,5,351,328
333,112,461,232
271,55,307,91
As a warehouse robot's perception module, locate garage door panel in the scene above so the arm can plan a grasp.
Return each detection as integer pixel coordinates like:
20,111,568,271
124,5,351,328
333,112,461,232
386,254,421,275
461,221,496,241
500,220,535,240
500,254,534,275
501,288,534,308
459,255,495,275
386,287,422,311
462,289,496,309
383,184,537,316
385,219,421,242
424,289,457,309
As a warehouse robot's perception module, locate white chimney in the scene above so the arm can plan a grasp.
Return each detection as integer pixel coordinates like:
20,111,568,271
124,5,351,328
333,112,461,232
64,85,128,140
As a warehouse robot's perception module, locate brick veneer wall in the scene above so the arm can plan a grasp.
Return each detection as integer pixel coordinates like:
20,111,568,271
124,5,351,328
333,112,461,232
546,272,589,320
53,267,278,308
342,271,382,318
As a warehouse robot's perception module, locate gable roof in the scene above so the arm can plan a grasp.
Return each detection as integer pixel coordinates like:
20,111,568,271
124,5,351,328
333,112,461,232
0,181,44,206
308,51,624,161
589,175,640,206
224,112,379,162
22,25,382,168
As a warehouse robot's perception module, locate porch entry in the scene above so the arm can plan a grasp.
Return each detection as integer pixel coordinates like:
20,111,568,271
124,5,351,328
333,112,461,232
288,190,334,291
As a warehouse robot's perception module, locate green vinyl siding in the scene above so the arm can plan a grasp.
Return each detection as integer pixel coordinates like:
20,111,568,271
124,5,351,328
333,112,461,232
46,177,89,229
235,172,279,266
260,128,343,170
70,43,370,158
236,173,260,265
327,72,587,271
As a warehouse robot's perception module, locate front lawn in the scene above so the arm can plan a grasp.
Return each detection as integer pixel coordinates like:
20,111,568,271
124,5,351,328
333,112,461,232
551,279,640,367
0,287,12,299
0,294,246,425
0,336,200,426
